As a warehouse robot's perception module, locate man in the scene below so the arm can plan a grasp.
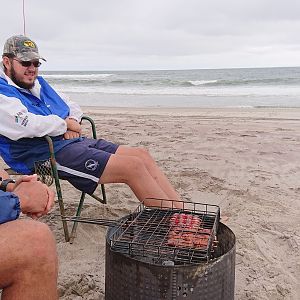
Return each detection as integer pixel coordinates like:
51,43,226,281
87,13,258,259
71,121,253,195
0,169,58,299
0,35,183,208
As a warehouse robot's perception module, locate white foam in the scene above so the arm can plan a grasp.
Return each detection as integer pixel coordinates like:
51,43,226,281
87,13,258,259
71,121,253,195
52,84,300,97
43,73,113,80
188,80,218,86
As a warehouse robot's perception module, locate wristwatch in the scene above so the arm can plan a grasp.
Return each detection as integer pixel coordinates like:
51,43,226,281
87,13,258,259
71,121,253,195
0,177,16,192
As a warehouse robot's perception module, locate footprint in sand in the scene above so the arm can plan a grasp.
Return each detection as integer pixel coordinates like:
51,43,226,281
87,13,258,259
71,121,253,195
254,231,298,285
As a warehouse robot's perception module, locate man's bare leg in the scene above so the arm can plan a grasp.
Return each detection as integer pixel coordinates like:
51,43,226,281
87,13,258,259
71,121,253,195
116,146,181,200
99,153,182,208
0,220,58,300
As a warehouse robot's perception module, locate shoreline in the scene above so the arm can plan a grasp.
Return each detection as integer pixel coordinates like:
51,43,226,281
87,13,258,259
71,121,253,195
82,106,300,120
63,88,300,109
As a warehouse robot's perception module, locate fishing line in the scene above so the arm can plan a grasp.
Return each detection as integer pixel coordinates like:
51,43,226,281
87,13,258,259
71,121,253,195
22,0,26,35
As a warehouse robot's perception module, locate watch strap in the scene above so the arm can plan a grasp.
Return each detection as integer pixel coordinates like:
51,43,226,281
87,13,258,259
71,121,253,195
0,179,16,192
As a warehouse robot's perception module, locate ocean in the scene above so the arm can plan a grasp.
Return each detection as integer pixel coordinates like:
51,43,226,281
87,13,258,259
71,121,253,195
40,67,300,108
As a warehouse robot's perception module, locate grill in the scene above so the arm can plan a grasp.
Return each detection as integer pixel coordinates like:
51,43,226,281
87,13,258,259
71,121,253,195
61,199,235,299
105,200,235,300
105,221,236,300
108,199,220,265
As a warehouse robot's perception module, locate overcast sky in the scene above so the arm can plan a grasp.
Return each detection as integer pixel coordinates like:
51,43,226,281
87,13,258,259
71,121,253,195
2,0,300,71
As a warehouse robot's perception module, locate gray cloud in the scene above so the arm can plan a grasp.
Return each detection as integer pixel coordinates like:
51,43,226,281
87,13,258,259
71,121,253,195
1,0,300,70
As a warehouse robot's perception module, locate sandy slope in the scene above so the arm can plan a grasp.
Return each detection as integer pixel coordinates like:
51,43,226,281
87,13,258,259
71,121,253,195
1,107,299,299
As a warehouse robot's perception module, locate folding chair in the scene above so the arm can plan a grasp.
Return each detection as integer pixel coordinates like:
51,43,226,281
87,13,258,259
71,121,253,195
7,116,107,243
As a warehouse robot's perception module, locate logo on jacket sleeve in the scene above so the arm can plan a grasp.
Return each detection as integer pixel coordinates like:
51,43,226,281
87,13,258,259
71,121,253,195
85,159,99,171
15,112,29,127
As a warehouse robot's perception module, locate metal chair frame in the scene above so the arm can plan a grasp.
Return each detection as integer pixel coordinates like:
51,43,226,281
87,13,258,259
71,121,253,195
7,116,107,243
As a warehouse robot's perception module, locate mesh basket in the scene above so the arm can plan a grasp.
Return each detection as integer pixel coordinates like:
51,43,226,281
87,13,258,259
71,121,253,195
34,159,54,186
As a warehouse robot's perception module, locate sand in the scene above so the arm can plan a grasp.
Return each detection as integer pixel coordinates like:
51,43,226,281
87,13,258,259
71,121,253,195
1,107,300,299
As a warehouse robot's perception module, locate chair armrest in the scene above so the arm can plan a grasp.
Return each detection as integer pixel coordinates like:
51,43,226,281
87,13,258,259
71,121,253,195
80,116,97,139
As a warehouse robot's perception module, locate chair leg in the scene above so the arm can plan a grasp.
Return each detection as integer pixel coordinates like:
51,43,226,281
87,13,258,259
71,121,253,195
53,172,69,242
45,135,70,242
69,192,86,244
101,184,107,204
57,198,70,242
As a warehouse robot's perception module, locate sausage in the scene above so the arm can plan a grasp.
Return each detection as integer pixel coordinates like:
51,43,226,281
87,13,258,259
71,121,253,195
167,213,212,249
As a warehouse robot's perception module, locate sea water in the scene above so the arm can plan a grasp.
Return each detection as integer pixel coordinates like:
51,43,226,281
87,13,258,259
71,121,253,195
40,67,300,108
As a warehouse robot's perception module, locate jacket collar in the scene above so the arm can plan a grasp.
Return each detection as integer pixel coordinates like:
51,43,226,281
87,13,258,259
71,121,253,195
0,63,41,98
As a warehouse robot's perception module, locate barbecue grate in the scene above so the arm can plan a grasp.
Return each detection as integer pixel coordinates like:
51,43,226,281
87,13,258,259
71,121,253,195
108,199,220,265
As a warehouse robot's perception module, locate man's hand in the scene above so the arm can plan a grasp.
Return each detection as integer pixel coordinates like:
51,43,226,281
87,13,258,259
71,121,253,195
64,130,80,140
12,174,55,219
65,117,81,134
64,118,82,140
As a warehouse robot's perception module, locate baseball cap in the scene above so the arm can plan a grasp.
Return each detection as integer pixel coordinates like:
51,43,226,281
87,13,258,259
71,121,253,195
3,35,46,61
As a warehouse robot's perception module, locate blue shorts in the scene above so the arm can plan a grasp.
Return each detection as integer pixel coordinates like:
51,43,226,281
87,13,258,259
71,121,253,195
55,137,118,194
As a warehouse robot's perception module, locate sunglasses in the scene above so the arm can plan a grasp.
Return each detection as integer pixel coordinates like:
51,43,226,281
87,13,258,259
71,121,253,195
13,58,42,68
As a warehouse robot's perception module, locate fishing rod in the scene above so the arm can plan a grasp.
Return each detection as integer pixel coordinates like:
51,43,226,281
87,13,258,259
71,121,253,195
22,0,26,35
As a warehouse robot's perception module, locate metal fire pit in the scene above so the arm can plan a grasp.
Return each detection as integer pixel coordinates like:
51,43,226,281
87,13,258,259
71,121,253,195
105,200,236,300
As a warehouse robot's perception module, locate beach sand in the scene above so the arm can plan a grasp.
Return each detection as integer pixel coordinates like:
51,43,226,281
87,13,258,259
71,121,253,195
1,107,299,299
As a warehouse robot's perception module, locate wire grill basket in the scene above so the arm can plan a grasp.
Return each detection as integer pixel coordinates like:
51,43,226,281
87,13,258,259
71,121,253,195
108,199,220,265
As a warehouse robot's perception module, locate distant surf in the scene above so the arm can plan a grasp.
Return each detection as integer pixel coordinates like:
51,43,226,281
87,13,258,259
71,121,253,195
40,67,300,108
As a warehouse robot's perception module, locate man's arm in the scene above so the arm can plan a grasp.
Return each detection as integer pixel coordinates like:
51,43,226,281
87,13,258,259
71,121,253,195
63,117,82,139
0,190,20,224
0,94,67,140
57,92,84,140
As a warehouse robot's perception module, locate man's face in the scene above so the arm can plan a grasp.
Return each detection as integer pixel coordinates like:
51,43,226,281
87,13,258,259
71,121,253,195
4,57,39,89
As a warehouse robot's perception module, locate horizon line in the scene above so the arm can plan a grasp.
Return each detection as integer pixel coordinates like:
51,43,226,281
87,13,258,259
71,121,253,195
40,65,300,72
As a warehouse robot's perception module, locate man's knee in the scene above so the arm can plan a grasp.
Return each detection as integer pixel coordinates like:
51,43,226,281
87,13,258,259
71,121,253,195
0,220,57,286
135,147,153,162
12,220,57,268
25,221,57,262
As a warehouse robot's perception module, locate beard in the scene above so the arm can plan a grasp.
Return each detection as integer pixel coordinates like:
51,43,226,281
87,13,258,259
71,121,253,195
10,66,35,89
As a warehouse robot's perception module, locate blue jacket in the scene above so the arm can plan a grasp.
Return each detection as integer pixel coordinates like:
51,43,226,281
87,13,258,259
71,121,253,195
0,69,82,173
0,190,20,224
